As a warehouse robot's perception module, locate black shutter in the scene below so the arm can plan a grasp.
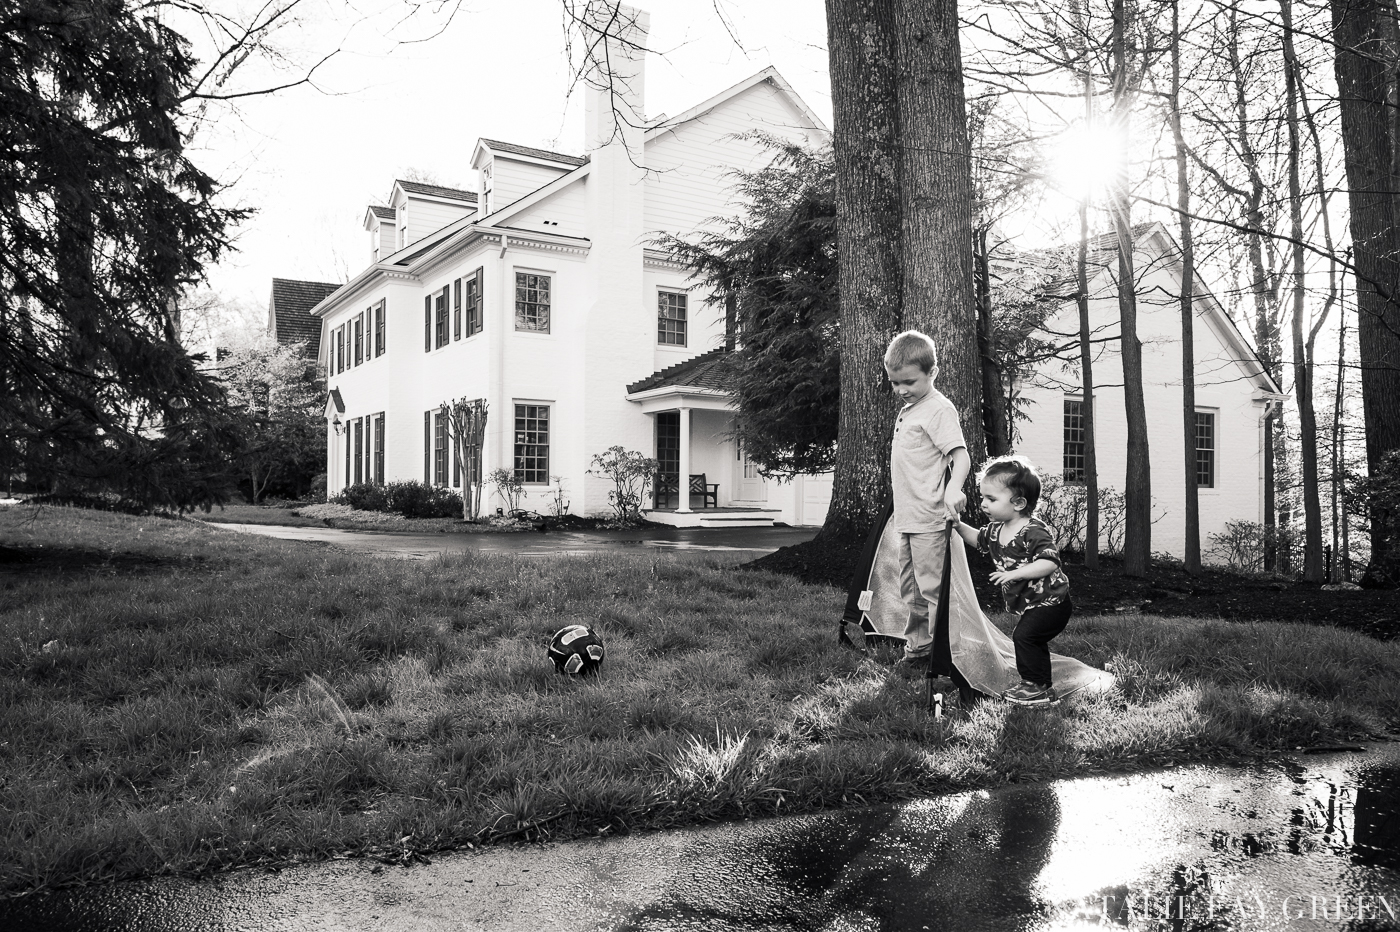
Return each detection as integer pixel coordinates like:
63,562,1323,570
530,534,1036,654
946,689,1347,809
424,296,431,352
424,411,431,483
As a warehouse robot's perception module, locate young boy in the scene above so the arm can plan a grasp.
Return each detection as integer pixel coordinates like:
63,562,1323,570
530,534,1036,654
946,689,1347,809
953,455,1072,706
884,330,970,668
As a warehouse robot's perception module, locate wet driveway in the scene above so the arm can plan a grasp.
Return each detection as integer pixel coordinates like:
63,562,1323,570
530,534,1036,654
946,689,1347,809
210,522,818,562
4,743,1397,931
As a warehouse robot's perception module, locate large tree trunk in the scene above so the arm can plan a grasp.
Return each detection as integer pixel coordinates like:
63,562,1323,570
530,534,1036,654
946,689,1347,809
1330,0,1400,586
818,0,904,543
893,0,984,476
1111,0,1151,576
1282,0,1326,581
1170,0,1201,575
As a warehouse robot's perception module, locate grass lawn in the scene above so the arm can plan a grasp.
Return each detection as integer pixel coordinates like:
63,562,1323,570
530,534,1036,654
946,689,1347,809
195,502,534,534
2,505,1398,896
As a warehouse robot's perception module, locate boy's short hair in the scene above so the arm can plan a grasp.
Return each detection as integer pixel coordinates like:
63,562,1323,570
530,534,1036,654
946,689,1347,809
884,330,939,374
979,454,1042,515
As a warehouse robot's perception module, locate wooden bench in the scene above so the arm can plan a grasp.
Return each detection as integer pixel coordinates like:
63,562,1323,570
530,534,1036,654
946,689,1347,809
689,473,719,509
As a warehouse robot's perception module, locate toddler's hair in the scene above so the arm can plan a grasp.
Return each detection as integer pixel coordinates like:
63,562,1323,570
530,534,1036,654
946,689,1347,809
884,330,939,374
979,454,1042,515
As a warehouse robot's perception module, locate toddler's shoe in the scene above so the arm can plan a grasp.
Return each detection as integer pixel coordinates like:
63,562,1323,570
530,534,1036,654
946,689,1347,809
1003,680,1058,706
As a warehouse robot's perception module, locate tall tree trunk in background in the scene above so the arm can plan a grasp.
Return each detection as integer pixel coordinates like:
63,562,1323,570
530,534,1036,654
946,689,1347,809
1225,5,1285,571
893,0,985,477
1283,0,1329,582
1170,0,1201,574
1077,72,1101,570
1330,0,1400,586
975,229,1013,456
818,0,904,542
1336,295,1351,580
1110,0,1151,576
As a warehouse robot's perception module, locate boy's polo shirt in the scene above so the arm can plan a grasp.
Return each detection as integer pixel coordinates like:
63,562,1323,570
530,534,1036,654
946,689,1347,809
890,389,966,533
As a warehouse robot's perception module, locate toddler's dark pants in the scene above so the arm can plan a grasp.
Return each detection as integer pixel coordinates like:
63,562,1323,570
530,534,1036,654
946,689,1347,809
1013,598,1073,686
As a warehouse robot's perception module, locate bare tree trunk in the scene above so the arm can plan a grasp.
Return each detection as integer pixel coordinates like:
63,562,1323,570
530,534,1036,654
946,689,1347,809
1111,0,1151,576
975,229,1012,456
1281,0,1327,582
1330,0,1400,586
1170,0,1201,574
818,0,904,542
1223,5,1285,571
1077,73,1101,571
893,0,984,477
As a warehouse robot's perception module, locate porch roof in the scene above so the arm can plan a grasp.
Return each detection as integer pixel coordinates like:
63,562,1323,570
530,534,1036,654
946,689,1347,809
625,348,732,395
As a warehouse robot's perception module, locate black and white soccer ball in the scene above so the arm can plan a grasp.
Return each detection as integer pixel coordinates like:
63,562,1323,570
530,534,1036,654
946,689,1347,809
548,625,605,676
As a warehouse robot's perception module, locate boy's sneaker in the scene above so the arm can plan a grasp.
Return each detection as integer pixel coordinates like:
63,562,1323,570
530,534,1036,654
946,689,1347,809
1003,680,1058,706
896,654,931,675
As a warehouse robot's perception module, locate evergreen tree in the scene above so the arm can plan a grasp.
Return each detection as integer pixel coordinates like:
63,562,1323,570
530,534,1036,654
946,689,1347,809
0,0,247,509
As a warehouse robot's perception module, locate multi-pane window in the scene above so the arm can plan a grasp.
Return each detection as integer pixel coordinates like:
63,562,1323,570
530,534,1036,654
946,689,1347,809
1063,398,1086,482
1195,411,1216,488
373,414,385,485
465,269,483,337
434,287,449,349
515,272,550,332
514,404,549,483
374,301,385,357
433,410,449,486
658,291,687,346
354,313,364,366
336,326,345,373
353,418,363,484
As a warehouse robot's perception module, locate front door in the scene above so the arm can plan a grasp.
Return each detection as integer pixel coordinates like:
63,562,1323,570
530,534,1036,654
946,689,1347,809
735,443,767,502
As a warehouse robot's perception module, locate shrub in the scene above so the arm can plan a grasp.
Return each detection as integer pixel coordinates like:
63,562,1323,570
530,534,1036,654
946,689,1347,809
332,481,461,519
1355,449,1400,586
1206,520,1298,573
588,446,657,521
1036,475,1128,555
488,468,525,515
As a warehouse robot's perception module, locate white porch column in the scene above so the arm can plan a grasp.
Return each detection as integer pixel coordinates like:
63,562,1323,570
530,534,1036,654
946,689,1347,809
677,406,692,513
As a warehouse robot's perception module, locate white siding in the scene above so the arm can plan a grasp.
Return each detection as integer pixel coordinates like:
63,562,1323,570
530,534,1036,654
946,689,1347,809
1013,233,1268,561
644,80,822,237
501,179,588,237
490,158,572,214
405,197,474,246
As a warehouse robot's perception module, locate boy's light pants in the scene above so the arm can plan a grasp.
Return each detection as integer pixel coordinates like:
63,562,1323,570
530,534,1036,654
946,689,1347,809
897,530,948,658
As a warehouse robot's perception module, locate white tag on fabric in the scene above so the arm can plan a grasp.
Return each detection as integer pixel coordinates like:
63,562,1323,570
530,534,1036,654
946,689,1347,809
857,590,873,612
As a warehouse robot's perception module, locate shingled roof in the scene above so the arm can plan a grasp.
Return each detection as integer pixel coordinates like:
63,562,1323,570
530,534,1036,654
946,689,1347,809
396,180,478,203
480,138,588,167
626,348,733,395
269,278,340,357
368,205,395,221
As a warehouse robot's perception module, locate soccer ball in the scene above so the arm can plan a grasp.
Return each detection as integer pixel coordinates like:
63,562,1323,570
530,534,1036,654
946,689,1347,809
548,625,605,676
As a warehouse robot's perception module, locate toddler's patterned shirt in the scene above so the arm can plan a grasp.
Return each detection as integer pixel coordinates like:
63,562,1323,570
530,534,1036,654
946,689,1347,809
976,516,1071,615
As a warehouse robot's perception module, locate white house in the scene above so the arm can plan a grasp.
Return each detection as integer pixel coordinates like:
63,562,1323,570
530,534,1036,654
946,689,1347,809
1011,223,1286,558
305,6,831,526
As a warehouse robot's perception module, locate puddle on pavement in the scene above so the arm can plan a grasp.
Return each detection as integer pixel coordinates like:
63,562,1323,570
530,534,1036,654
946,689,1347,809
2,750,1398,932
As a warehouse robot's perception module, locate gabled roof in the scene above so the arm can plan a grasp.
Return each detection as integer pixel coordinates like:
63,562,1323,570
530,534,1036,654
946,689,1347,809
327,387,345,416
269,278,340,356
479,138,588,167
395,180,478,203
626,348,732,394
368,205,395,221
646,67,830,141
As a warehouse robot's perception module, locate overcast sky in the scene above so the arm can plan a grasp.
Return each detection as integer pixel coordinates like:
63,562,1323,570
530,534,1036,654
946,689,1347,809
194,0,834,315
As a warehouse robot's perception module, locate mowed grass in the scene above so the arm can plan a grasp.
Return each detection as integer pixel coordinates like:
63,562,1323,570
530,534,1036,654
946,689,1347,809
1,505,1398,895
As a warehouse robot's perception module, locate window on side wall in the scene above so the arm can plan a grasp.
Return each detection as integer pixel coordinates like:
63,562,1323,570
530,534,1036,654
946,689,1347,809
434,409,449,486
374,301,385,357
354,313,364,366
336,326,345,373
373,413,385,485
466,268,483,336
453,278,462,341
658,290,687,346
513,403,549,483
1195,410,1216,489
1063,398,1086,483
515,272,550,332
435,287,449,349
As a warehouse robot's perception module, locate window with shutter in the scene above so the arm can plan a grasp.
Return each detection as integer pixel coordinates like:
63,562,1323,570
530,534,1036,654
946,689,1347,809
466,268,483,336
453,278,462,341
